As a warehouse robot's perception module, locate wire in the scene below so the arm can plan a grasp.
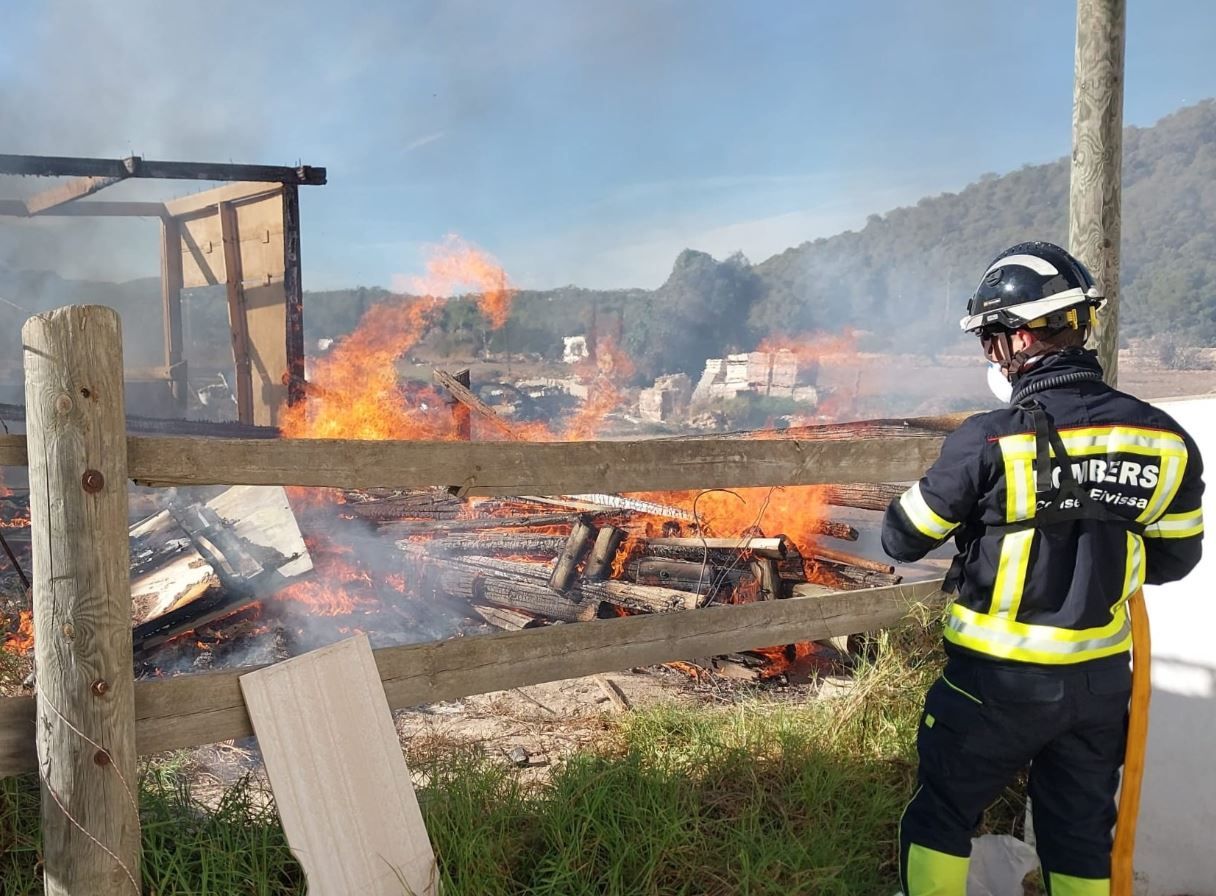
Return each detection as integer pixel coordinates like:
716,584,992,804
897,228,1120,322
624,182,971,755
691,486,781,606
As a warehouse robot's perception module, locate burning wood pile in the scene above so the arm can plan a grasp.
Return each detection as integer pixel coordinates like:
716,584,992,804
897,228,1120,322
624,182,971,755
0,474,911,683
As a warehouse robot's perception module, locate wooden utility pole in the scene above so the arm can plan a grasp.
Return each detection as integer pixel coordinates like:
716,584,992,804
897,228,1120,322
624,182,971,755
1068,0,1126,385
23,306,140,895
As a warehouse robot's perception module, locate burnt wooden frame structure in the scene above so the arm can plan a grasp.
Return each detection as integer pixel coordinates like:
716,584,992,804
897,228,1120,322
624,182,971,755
0,154,325,424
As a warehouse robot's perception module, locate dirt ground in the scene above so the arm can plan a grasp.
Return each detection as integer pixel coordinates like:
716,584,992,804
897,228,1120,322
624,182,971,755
157,664,856,807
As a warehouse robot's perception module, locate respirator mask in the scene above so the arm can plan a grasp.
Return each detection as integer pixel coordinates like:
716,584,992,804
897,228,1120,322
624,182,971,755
987,361,1013,404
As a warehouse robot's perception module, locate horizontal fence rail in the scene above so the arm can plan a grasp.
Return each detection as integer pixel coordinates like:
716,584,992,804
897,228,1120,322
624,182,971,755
0,578,944,778
0,432,944,493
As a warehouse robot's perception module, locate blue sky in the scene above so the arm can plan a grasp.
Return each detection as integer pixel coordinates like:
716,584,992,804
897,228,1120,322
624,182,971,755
2,0,1216,290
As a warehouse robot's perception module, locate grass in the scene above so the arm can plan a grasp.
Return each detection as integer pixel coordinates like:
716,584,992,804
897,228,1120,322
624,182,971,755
0,621,1029,895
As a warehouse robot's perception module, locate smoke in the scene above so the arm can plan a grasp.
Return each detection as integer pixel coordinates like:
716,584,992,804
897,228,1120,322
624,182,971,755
0,0,303,290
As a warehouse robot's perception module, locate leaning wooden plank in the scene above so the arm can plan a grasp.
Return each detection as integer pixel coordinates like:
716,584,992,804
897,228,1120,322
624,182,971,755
433,368,521,439
24,174,126,215
206,485,312,578
240,635,437,896
0,578,943,776
128,509,217,622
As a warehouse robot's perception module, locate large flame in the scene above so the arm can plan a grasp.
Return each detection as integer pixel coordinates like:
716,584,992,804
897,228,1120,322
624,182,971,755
279,296,450,441
399,235,516,331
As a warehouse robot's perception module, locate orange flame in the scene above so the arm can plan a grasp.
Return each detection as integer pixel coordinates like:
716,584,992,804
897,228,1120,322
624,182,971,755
275,536,381,617
627,486,829,559
279,297,451,441
400,235,516,331
559,337,634,441
4,610,33,655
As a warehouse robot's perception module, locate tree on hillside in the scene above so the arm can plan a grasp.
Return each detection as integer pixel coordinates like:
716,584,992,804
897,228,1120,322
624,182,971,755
623,250,762,382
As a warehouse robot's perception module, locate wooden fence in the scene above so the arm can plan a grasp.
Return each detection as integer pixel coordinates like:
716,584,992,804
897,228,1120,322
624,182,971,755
0,305,946,894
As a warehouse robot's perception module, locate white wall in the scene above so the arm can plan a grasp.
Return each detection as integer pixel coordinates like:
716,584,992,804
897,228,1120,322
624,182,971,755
1138,397,1216,895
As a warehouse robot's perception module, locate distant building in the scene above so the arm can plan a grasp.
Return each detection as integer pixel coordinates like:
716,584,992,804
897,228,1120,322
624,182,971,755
562,335,590,364
691,349,818,404
638,373,693,423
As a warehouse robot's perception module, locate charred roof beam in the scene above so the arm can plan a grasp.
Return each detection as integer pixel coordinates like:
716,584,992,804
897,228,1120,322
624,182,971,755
0,154,326,186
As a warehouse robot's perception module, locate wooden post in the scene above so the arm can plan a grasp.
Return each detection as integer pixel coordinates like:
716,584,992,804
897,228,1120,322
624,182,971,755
282,183,306,407
548,516,595,593
452,368,472,440
23,306,140,895
159,217,187,415
219,201,255,422
1069,0,1126,385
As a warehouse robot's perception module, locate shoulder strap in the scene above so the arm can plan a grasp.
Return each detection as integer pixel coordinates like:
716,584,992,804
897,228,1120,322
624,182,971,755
987,400,1144,535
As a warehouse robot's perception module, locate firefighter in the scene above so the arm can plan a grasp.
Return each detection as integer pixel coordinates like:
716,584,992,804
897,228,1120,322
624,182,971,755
882,242,1205,896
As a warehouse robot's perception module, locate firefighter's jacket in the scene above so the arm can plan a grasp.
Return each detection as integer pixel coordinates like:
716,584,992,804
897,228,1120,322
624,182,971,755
883,349,1204,665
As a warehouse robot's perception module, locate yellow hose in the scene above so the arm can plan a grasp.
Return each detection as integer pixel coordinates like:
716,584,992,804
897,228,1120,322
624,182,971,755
1111,588,1151,896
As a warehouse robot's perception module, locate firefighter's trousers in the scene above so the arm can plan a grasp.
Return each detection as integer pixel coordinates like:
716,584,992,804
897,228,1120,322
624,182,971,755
899,652,1131,896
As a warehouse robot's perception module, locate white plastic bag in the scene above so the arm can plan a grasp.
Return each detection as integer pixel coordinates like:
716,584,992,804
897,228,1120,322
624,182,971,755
967,834,1040,896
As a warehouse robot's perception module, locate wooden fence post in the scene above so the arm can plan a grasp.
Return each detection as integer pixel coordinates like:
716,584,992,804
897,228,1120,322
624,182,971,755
1069,0,1126,385
23,305,140,895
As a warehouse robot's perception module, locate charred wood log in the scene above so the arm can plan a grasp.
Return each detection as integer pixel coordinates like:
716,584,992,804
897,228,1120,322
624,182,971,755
810,519,860,542
820,483,907,513
414,533,567,557
750,558,781,600
584,526,625,581
806,561,902,590
471,604,542,631
341,489,466,521
549,517,595,593
624,558,752,597
382,513,579,539
132,588,258,655
400,544,698,619
595,580,699,614
804,544,895,575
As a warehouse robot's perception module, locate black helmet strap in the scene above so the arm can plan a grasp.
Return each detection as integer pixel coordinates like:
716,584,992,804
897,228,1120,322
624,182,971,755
985,325,1077,381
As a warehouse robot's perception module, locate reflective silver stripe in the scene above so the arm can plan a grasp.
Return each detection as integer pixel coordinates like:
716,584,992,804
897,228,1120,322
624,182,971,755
998,427,1187,460
1144,508,1204,539
899,484,957,540
1140,454,1185,524
998,435,1035,523
946,610,1131,659
991,530,1034,617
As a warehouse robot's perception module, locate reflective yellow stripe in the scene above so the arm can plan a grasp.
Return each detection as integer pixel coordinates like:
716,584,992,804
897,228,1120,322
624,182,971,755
998,434,1036,523
998,426,1187,461
906,843,969,896
944,602,1132,664
989,529,1034,617
1139,453,1185,524
1047,872,1110,896
1122,531,1145,602
1144,507,1204,539
899,483,958,540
